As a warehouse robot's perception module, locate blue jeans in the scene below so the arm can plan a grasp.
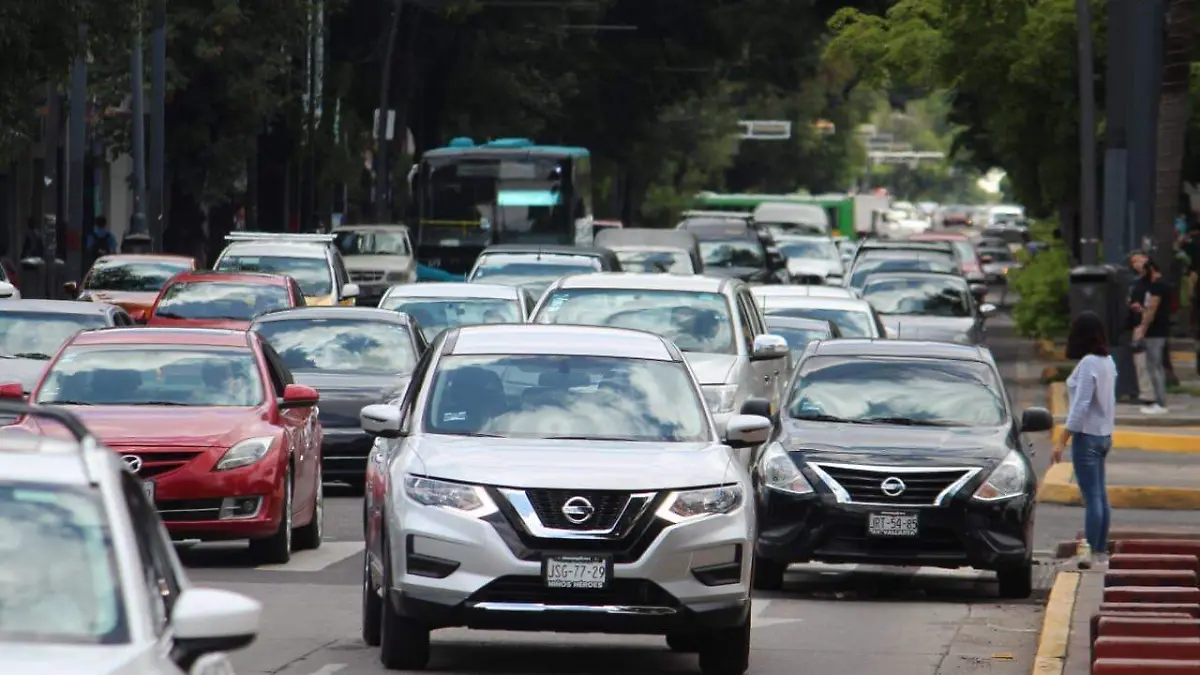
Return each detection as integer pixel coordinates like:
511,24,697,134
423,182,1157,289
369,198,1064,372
1072,432,1113,553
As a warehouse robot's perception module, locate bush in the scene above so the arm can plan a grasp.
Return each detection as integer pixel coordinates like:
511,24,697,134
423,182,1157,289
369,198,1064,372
1011,244,1071,340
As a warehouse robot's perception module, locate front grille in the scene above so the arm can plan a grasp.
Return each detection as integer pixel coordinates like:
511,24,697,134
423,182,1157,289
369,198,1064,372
526,489,630,531
157,498,223,522
468,575,678,608
811,463,974,507
350,270,385,282
113,449,204,479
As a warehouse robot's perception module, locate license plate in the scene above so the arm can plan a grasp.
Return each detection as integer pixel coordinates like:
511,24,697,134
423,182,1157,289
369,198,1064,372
142,480,155,502
542,555,610,590
868,511,918,537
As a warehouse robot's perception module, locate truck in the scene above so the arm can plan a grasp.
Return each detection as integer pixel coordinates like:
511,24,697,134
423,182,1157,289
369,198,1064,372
693,192,892,239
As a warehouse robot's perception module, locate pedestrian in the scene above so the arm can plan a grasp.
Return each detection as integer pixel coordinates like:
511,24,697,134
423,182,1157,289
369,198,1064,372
1126,252,1154,404
1052,310,1117,570
1132,255,1171,414
85,216,118,264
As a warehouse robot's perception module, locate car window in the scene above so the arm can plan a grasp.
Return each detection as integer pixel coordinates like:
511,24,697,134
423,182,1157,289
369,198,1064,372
422,354,709,442
121,473,180,636
787,356,1007,427
379,297,522,342
84,259,191,292
776,239,840,261
154,281,291,321
0,481,127,644
36,347,266,407
215,255,334,296
766,306,877,338
698,239,764,268
470,254,602,286
334,230,411,256
766,322,831,356
534,288,736,355
734,294,756,353
254,318,419,375
0,312,108,360
862,277,973,317
850,255,957,289
612,248,693,274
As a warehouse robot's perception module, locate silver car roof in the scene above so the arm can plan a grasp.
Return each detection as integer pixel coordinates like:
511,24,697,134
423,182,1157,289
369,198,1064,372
382,282,520,300
449,324,678,361
552,272,732,294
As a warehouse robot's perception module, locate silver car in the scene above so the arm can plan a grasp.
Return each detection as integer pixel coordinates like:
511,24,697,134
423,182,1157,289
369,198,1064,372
358,324,771,674
860,271,997,345
750,289,891,339
528,273,790,445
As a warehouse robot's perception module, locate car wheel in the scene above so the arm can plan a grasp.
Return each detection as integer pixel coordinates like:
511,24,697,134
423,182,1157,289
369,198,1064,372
698,613,751,675
249,464,293,565
665,633,702,652
751,556,787,591
379,536,431,670
362,548,382,647
997,562,1033,599
294,464,323,551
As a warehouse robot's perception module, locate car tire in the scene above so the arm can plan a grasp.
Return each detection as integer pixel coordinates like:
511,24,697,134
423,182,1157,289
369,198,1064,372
294,465,323,551
997,562,1033,599
666,633,702,652
698,614,751,675
379,536,431,670
362,549,382,647
751,556,787,591
249,464,293,565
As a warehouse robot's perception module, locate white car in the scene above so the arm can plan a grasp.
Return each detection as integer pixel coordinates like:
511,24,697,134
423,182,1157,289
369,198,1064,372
0,401,262,675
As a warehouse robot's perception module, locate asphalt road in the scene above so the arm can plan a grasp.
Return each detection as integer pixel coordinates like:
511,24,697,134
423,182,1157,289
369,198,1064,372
185,295,1071,675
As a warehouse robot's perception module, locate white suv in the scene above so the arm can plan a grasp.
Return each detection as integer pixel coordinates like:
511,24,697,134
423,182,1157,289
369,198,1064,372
0,401,262,675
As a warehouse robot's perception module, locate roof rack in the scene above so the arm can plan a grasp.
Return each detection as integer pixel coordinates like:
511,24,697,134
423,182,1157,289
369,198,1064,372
224,232,336,244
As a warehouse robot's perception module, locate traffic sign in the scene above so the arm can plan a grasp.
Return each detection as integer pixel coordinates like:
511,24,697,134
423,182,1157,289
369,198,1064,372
738,120,792,140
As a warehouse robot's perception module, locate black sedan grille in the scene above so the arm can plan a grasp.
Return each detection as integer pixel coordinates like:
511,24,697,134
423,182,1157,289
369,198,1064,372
526,489,630,531
810,463,976,507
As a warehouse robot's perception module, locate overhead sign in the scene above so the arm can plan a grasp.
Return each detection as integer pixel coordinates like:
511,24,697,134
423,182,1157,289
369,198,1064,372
737,120,792,140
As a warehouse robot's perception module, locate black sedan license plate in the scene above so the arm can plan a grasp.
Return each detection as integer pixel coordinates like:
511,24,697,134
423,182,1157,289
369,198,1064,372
868,511,918,537
543,555,610,590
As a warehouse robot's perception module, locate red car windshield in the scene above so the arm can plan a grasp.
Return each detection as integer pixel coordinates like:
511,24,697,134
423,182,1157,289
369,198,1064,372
155,281,289,321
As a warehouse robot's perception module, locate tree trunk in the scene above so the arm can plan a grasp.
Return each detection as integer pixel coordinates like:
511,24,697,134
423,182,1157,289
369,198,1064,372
1152,0,1196,271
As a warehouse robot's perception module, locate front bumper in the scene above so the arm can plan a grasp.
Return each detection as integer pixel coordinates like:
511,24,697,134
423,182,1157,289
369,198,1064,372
321,427,373,480
383,487,753,635
755,479,1032,571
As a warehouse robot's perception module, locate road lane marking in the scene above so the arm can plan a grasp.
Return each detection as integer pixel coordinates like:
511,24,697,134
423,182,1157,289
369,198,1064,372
304,665,346,675
257,542,363,572
749,599,804,629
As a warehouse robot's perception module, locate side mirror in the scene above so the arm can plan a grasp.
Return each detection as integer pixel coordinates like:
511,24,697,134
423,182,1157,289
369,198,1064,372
0,281,15,299
63,281,78,295
980,255,994,263
170,587,260,671
342,282,360,299
724,414,772,448
361,403,403,438
750,334,789,361
1020,406,1054,433
279,383,319,409
739,397,773,419
979,303,997,317
0,382,24,400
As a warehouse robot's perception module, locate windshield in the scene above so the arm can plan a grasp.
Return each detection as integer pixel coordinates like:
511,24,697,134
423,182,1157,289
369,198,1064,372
535,288,735,354
470,253,601,288
333,230,410,256
0,313,108,361
766,322,831,357
950,241,976,264
767,307,876,338
0,483,126,645
216,255,332,296
254,319,417,374
83,260,190,293
777,239,840,262
423,354,708,442
981,248,1014,262
862,277,973,317
153,281,290,321
787,356,1007,426
36,347,264,406
699,239,765,268
423,157,569,242
850,255,957,289
613,249,694,274
379,297,522,341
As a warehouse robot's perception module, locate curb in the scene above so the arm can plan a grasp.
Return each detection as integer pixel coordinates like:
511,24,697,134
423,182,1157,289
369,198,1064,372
1031,570,1079,675
1038,462,1200,510
1047,383,1200,451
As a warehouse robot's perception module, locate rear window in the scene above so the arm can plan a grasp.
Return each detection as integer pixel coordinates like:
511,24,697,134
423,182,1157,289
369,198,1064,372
154,281,290,321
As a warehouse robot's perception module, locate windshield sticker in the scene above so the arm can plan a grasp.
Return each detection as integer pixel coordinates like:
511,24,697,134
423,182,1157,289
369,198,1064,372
443,411,467,422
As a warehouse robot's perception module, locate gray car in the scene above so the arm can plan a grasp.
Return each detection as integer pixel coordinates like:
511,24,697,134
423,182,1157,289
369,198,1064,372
358,324,771,673
529,273,790,446
378,282,535,342
0,299,134,397
773,235,845,285
860,271,996,345
750,289,891,339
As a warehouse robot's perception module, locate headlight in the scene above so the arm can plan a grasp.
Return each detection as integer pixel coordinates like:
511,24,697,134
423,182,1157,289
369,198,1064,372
702,385,738,414
404,475,497,516
657,485,744,524
215,436,275,471
973,451,1028,501
757,442,814,495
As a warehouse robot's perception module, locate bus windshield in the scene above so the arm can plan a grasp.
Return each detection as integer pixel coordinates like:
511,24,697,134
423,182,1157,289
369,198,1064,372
423,157,570,242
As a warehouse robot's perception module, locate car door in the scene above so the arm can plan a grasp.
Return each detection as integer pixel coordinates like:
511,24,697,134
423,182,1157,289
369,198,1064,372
260,341,317,510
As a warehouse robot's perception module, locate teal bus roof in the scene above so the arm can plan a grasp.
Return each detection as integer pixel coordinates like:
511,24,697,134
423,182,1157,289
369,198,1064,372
423,137,589,159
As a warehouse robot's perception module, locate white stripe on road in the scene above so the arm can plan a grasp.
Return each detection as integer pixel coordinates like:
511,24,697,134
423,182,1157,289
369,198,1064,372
304,665,346,675
257,542,363,572
750,599,804,629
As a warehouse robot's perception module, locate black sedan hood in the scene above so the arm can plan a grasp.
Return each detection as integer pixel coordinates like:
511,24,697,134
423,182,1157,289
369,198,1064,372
779,419,1013,467
292,371,411,428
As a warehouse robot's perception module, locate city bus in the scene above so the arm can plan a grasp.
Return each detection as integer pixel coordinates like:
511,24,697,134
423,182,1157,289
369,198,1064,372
413,137,594,275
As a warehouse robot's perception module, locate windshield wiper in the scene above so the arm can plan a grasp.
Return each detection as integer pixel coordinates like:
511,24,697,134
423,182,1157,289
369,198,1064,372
40,400,93,406
120,401,191,406
153,311,184,319
542,435,636,442
792,413,865,424
856,416,959,427
10,352,51,360
448,431,504,438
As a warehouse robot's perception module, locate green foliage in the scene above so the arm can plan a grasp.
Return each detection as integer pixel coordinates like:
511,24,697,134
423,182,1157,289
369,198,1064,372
1011,242,1071,340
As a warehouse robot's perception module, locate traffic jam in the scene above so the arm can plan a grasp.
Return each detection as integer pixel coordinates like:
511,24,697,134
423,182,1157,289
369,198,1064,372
0,141,1049,675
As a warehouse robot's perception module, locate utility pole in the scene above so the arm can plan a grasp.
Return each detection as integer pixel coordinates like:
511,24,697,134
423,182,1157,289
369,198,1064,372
67,23,88,284
374,0,403,220
149,0,166,251
41,85,62,298
130,6,149,238
1076,0,1099,265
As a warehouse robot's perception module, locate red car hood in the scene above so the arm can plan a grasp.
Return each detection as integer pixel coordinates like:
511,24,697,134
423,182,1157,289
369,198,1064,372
23,407,266,447
146,316,252,330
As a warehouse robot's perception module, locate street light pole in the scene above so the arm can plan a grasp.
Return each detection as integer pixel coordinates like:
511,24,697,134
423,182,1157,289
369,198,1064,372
1076,0,1100,265
130,11,149,237
149,0,166,251
374,0,403,220
67,23,88,283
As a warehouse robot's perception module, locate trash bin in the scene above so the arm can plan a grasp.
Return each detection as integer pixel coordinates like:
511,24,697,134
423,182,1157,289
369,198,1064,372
1069,264,1129,345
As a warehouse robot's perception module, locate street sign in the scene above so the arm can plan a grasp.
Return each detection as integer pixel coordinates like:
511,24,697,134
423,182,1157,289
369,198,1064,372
738,120,792,140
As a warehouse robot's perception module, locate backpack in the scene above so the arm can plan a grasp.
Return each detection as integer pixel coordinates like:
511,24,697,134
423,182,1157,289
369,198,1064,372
88,230,117,259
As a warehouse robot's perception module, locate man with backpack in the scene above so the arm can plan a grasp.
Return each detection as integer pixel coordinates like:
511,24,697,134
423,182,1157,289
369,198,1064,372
85,216,118,265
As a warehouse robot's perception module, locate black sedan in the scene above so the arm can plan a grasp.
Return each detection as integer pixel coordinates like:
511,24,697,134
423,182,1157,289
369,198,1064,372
250,306,428,489
746,339,1053,598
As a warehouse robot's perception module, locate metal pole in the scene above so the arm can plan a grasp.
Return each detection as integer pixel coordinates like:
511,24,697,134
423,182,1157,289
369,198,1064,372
149,0,166,251
130,16,148,235
1101,0,1131,265
374,0,403,220
1076,0,1100,265
67,23,88,284
41,85,62,298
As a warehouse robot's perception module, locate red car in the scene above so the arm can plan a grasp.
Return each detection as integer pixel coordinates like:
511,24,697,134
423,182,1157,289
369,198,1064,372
148,270,304,329
0,327,324,564
908,231,984,278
